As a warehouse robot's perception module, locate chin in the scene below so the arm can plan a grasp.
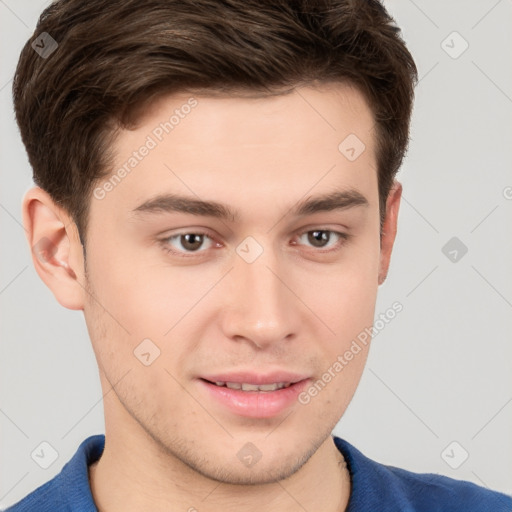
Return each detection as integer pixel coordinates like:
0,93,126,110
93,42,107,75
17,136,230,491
195,458,306,486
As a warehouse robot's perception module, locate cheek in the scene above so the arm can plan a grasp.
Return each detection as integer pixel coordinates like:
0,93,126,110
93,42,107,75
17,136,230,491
85,209,380,346
307,240,379,342
84,236,176,334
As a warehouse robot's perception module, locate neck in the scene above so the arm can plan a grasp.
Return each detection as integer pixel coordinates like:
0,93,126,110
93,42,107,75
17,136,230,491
88,427,350,512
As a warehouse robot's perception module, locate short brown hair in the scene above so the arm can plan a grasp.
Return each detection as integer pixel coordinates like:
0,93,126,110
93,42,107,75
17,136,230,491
13,0,417,245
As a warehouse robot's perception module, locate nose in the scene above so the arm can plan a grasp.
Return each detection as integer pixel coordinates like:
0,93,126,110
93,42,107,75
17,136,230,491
220,243,300,350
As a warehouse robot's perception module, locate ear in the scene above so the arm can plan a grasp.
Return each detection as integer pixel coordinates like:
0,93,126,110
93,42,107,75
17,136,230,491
378,180,402,285
22,187,86,310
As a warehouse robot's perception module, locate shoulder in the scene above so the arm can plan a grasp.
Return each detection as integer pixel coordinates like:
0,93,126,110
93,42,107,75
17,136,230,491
3,478,64,512
333,436,512,512
381,462,512,511
3,435,104,512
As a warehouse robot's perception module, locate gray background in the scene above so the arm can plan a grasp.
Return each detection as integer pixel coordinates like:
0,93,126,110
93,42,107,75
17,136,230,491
1,0,511,507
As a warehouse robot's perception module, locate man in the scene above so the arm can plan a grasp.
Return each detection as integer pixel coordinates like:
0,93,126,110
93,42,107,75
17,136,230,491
6,0,511,510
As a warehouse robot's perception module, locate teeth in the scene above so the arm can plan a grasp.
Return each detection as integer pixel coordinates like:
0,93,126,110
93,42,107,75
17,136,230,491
257,383,283,391
212,381,292,391
241,383,260,391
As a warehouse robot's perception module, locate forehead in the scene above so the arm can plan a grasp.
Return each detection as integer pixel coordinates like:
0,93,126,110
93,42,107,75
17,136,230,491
92,83,378,224
133,82,374,147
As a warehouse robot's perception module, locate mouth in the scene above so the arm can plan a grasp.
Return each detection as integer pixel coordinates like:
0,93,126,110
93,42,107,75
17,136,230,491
197,376,310,418
202,379,293,392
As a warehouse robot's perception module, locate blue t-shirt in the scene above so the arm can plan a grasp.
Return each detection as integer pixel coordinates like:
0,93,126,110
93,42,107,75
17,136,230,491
4,434,511,511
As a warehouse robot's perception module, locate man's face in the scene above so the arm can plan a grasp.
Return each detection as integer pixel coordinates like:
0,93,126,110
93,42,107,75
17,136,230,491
83,83,385,483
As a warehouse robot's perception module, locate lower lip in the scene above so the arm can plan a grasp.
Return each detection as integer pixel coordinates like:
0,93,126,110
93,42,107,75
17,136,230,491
198,379,310,418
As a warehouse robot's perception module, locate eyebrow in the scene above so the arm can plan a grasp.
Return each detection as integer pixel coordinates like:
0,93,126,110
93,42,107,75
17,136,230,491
131,188,369,222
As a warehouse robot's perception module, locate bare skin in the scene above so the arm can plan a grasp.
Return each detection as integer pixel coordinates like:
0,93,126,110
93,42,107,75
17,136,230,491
23,82,401,511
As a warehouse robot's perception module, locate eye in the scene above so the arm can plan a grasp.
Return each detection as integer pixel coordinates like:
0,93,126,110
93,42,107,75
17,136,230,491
294,229,349,251
161,231,217,256
159,228,349,258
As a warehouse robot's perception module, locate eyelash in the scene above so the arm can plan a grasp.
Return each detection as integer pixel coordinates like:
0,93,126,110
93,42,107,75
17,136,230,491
158,228,350,258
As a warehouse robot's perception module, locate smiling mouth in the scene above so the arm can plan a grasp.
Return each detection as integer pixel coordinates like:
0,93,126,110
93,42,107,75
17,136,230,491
202,379,293,392
198,377,310,418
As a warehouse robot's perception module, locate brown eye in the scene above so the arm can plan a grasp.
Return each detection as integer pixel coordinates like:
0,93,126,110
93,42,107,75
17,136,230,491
297,230,347,250
162,232,215,255
180,233,205,251
307,230,331,248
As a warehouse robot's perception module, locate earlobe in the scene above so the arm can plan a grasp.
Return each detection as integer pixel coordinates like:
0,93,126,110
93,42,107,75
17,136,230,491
22,187,86,310
378,180,402,285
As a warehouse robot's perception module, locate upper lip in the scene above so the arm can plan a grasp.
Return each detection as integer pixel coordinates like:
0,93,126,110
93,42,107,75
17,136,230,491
200,371,310,385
